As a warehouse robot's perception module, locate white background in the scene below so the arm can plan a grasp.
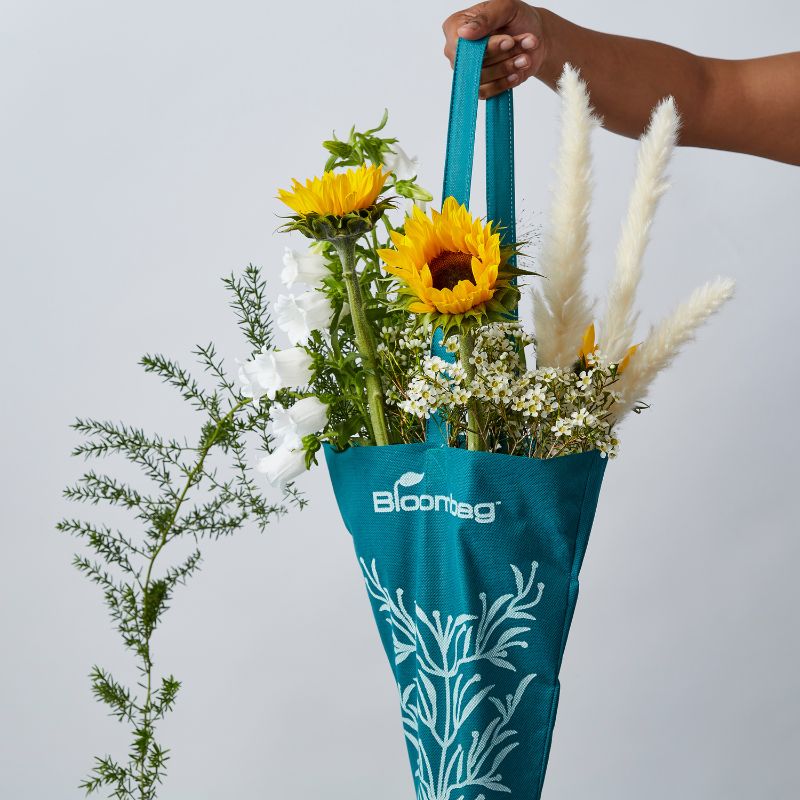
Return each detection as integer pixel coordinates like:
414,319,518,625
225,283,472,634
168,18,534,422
1,1,798,798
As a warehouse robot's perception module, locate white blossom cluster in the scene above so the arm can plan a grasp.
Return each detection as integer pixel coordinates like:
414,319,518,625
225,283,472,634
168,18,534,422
390,322,623,458
377,320,442,406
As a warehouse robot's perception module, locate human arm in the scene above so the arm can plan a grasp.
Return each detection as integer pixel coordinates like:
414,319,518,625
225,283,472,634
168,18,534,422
442,1,800,164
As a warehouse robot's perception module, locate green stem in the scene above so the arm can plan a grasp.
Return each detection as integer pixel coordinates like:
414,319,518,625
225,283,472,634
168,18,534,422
460,329,485,452
332,237,390,446
136,398,250,793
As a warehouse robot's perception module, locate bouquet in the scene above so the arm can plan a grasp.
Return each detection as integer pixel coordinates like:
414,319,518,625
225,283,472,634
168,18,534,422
60,36,734,800
239,38,733,800
247,87,733,487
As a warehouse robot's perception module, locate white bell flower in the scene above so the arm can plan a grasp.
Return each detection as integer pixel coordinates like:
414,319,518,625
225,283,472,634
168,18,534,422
280,246,329,288
382,144,418,180
275,290,332,345
268,396,328,451
256,445,307,488
237,346,313,402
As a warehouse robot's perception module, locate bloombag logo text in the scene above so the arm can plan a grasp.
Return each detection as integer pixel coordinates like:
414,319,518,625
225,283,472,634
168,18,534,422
372,471,500,524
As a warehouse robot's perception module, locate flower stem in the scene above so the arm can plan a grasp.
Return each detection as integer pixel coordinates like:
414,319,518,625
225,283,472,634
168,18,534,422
332,237,390,446
136,397,250,792
459,329,485,451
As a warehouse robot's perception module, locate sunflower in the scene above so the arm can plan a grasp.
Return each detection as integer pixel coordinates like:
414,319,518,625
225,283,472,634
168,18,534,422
278,164,392,240
378,197,524,331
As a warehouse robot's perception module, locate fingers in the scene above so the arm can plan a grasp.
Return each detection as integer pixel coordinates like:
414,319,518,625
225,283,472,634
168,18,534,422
483,32,537,66
482,33,517,66
481,33,539,81
480,74,521,99
455,0,518,39
443,0,516,63
442,1,542,98
479,43,544,98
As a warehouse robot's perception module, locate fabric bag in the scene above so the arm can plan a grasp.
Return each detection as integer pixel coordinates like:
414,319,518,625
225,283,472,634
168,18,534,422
325,38,607,800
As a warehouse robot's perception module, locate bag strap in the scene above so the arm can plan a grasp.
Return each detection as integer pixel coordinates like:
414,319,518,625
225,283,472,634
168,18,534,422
426,37,517,445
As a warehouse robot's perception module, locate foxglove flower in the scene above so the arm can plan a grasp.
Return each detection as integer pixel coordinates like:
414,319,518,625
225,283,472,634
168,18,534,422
275,290,332,345
256,445,307,488
280,246,329,288
268,396,328,450
237,346,312,402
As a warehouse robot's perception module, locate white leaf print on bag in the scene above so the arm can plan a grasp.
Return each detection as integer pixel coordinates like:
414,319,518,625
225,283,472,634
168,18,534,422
360,559,546,800
397,471,425,488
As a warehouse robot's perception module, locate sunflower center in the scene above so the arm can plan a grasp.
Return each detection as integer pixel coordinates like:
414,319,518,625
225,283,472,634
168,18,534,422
429,250,474,290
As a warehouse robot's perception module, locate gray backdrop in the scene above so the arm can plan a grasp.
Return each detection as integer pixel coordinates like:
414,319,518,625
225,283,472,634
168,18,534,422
2,1,798,798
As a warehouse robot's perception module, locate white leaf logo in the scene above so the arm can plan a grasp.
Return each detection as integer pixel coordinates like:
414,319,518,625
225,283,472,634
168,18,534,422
397,471,424,488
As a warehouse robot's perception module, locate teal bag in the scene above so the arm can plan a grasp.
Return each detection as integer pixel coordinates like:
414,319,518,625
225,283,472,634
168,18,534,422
325,38,607,800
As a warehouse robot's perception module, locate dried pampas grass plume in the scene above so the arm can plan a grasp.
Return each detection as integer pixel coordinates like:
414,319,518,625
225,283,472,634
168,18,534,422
531,65,734,430
600,97,682,361
614,277,736,420
533,64,599,368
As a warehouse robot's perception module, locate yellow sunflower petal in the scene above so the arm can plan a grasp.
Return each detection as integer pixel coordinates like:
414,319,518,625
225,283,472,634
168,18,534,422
378,196,517,322
277,164,389,217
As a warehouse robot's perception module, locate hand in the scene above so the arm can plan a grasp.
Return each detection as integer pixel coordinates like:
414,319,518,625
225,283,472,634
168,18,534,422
442,0,546,98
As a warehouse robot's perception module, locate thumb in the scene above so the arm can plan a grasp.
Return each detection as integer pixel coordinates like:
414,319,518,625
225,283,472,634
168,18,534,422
456,0,515,39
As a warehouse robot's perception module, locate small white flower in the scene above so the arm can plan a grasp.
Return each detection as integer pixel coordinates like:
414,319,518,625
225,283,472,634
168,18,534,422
470,351,487,368
494,385,513,404
570,408,590,427
576,370,594,391
484,372,509,393
551,418,572,438
448,363,466,384
598,436,620,459
382,144,418,180
451,386,471,404
422,356,448,379
275,290,332,345
530,384,547,403
280,246,329,288
256,445,307,488
237,347,313,402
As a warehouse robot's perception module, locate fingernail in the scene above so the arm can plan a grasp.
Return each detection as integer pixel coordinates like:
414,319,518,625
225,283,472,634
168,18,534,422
521,36,537,49
500,38,514,50
508,73,519,83
458,20,480,30
513,56,528,68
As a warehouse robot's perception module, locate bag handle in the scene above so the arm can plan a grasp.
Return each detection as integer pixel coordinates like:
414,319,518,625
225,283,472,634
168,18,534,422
426,37,517,445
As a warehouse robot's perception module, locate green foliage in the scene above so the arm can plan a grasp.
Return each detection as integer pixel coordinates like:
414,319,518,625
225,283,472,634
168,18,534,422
59,264,300,799
322,109,432,203
280,198,396,241
300,113,434,448
322,108,395,172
